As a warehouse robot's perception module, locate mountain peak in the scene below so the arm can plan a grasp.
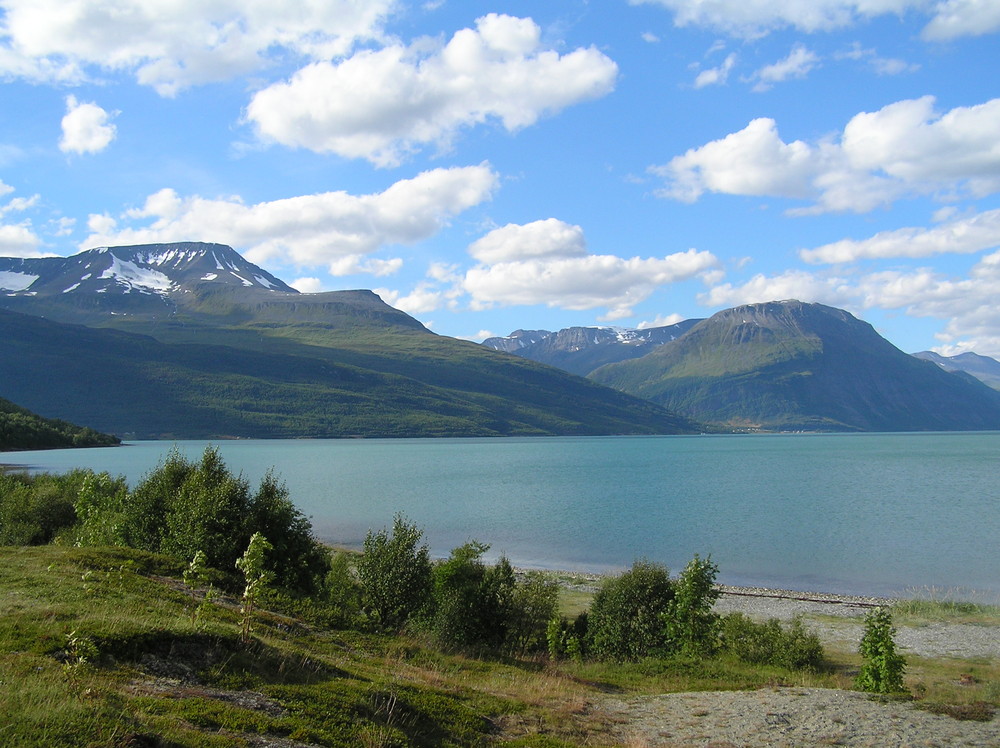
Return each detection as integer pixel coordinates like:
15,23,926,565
0,241,296,301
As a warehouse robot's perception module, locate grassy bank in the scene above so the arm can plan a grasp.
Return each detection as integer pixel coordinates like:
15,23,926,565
1,545,996,747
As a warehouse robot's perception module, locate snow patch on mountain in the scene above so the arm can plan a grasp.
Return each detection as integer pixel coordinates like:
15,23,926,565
100,256,173,292
0,271,38,291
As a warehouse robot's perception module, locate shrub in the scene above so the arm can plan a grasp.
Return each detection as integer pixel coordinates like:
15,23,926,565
357,514,433,631
587,560,675,661
248,469,330,595
505,571,559,657
719,613,824,670
664,554,721,656
0,470,83,545
856,607,906,693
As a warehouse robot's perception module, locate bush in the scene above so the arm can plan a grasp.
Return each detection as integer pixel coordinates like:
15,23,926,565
506,571,559,657
357,514,433,631
719,613,824,670
856,607,906,693
0,470,83,545
664,554,721,656
587,560,675,661
428,541,516,652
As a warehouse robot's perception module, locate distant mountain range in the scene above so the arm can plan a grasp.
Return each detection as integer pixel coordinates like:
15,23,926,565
482,320,702,377
912,350,1000,390
487,300,1000,432
0,243,697,439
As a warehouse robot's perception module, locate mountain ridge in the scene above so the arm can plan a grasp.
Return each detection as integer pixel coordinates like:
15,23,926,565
0,243,699,439
589,300,1000,432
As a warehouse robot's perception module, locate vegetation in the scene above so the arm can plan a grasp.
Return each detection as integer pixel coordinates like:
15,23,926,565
0,449,996,744
0,297,698,439
856,607,907,694
0,395,119,451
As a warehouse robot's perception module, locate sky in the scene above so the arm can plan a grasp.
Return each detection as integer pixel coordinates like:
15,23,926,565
2,1,1000,356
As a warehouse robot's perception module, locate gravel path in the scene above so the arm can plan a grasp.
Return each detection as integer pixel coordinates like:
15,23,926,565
599,687,1000,747
592,586,1000,747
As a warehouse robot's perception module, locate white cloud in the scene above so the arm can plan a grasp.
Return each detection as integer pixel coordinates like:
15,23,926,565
374,283,442,315
750,44,819,91
801,208,1000,264
59,95,117,154
637,312,686,328
699,269,856,310
463,233,719,319
290,277,324,293
641,31,661,43
327,255,403,277
629,0,1000,41
628,0,917,37
693,52,736,88
0,0,395,95
81,164,499,274
652,96,1000,213
246,14,618,166
652,117,818,203
0,221,42,256
922,0,1000,40
468,219,586,263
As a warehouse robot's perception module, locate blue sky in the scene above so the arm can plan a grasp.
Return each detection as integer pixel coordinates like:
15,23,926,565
2,1,1000,356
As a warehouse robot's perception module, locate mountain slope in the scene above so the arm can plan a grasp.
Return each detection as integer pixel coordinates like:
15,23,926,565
0,396,120,451
0,243,699,438
590,300,1000,432
482,320,702,377
913,350,1000,390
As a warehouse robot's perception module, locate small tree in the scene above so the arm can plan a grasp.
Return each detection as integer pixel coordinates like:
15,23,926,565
236,532,273,643
663,554,721,656
357,514,433,631
856,607,906,693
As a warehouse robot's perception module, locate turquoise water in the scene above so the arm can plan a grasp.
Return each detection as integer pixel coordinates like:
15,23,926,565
5,433,999,599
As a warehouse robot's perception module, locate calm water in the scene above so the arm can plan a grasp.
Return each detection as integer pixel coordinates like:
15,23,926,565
5,433,999,600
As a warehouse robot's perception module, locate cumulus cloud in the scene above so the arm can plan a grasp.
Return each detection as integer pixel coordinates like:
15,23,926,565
59,96,116,154
699,269,856,310
468,218,586,263
0,0,394,95
922,0,1000,40
693,52,736,88
629,0,999,40
81,164,498,274
0,221,42,256
246,14,618,166
652,95,1000,213
462,220,718,319
290,277,324,294
750,44,819,91
801,208,1000,264
374,283,443,315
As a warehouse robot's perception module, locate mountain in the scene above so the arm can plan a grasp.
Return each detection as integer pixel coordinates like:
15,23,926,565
0,395,120,451
912,350,1000,390
589,300,1000,432
482,319,702,377
0,243,698,439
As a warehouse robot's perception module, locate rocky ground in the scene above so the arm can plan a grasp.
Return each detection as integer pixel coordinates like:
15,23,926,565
594,586,1000,747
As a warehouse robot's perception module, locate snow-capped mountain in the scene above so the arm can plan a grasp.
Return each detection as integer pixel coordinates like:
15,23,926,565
0,242,296,300
482,319,702,376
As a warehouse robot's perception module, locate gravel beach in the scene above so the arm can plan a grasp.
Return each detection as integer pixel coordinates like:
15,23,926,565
594,585,1000,747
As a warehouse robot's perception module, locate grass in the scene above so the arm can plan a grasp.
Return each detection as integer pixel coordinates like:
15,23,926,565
1,546,997,746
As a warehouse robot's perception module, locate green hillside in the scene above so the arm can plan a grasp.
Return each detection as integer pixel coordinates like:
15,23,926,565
0,396,120,451
591,300,1000,432
0,308,695,439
